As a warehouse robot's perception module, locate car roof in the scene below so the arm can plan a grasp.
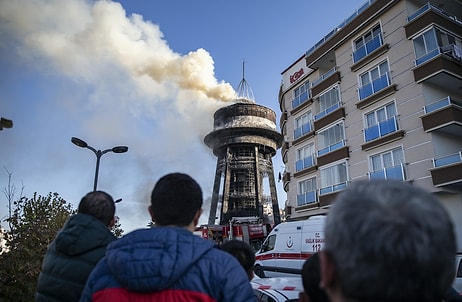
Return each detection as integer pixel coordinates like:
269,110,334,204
251,277,303,302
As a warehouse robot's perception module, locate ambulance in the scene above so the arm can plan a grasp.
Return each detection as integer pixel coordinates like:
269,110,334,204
254,215,326,278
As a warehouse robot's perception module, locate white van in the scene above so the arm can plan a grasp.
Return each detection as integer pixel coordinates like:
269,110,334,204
254,215,326,278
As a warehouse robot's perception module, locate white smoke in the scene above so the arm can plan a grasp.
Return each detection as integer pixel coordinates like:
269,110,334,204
0,0,237,231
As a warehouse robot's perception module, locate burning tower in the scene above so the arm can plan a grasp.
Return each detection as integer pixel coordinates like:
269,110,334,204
204,70,283,225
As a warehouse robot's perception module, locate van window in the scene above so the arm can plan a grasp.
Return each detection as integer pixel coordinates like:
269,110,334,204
261,235,276,252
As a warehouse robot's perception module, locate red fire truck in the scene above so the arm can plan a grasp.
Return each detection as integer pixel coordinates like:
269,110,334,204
200,216,272,251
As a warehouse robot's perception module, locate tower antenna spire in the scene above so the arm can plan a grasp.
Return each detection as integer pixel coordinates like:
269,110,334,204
235,59,255,102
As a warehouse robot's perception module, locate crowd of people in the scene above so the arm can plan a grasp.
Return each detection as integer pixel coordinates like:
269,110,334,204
34,173,461,302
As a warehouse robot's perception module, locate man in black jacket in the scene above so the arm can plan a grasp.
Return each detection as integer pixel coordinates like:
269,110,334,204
35,191,117,302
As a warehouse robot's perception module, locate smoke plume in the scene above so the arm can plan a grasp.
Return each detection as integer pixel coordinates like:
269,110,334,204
0,0,237,230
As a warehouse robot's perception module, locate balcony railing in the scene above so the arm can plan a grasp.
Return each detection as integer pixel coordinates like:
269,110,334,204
358,72,391,100
318,139,346,156
415,44,462,66
306,0,377,56
433,151,462,168
424,96,462,114
295,155,315,172
364,116,398,142
353,34,383,63
314,102,340,120
294,122,313,139
369,163,405,180
297,190,317,206
312,67,337,87
319,181,347,196
407,2,462,25
291,91,310,109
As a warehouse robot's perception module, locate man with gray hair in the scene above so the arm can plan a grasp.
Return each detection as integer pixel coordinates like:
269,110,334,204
319,180,456,302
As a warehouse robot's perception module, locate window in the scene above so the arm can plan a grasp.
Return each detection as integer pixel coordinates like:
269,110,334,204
296,143,315,172
413,27,461,65
353,24,383,62
319,162,347,195
369,147,405,180
292,80,310,109
314,86,340,120
358,61,391,100
364,102,398,142
318,123,345,156
294,112,312,139
261,234,276,252
297,177,317,206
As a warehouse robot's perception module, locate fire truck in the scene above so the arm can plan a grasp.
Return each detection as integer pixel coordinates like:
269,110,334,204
199,216,272,251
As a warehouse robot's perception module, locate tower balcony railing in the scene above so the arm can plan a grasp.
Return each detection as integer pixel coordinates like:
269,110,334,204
294,122,313,140
364,116,398,142
297,190,317,206
291,91,310,109
319,181,347,196
314,102,340,121
353,33,383,63
311,67,337,87
318,139,346,156
415,44,462,66
424,96,462,114
369,163,405,180
432,151,462,168
358,72,391,100
295,155,316,172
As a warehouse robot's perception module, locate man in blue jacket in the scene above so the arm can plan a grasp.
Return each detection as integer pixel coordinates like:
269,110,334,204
80,172,255,302
35,191,117,302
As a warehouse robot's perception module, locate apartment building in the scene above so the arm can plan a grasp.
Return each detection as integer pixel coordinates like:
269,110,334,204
279,0,462,245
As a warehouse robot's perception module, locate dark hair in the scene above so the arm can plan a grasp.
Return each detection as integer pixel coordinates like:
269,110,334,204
220,240,255,280
150,173,202,226
301,253,329,302
78,191,115,227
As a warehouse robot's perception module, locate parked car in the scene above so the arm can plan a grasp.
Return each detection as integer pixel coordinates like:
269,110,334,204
251,277,302,302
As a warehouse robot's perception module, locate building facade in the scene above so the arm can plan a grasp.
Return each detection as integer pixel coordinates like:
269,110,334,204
279,0,462,247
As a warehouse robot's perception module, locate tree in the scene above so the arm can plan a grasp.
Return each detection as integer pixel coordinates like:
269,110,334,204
0,192,74,301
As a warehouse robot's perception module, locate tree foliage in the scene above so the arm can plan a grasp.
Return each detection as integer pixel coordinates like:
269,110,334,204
0,192,74,301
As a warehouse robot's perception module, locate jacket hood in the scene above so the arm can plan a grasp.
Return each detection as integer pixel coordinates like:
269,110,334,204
55,213,115,256
105,227,215,292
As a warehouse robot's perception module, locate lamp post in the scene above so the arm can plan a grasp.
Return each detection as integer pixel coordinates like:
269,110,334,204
71,137,128,191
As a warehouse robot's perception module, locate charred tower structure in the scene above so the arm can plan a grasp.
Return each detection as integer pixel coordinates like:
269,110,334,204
204,73,283,225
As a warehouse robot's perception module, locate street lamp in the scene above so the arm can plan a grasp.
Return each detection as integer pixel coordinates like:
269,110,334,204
71,136,128,191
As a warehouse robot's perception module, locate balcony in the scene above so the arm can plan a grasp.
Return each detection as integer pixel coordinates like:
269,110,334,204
364,116,398,142
421,96,462,137
353,34,383,63
291,91,310,110
295,155,316,173
297,190,317,207
317,145,349,167
358,73,392,100
369,163,405,180
319,182,347,196
305,0,389,68
314,102,340,121
430,152,462,191
313,106,345,131
406,4,462,39
311,69,341,97
413,46,462,94
318,140,346,157
294,122,313,140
